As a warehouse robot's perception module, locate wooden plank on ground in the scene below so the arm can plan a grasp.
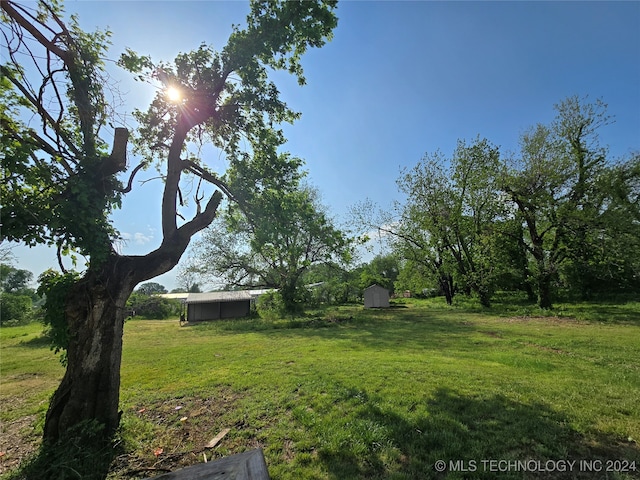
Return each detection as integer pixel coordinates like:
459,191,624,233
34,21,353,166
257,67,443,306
146,448,269,480
205,428,231,449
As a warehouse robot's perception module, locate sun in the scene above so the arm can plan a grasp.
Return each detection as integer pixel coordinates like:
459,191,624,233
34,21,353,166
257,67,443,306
165,86,182,102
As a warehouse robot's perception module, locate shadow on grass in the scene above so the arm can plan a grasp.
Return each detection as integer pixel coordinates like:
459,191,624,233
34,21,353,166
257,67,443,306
6,421,117,480
19,334,51,348
263,308,482,354
315,387,640,480
186,305,487,357
467,293,640,325
556,303,640,324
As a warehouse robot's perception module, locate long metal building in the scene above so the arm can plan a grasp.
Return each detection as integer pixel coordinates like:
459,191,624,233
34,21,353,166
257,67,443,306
184,290,269,322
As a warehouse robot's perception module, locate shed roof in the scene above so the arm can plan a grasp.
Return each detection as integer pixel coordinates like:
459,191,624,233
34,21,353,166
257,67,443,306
364,284,388,292
185,290,271,304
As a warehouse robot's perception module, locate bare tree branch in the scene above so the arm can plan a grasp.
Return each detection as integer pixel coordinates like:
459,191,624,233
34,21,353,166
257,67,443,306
117,162,146,194
1,1,70,61
0,65,82,159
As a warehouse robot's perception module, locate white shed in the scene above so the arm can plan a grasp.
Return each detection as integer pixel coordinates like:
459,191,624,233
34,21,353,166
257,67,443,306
363,284,390,308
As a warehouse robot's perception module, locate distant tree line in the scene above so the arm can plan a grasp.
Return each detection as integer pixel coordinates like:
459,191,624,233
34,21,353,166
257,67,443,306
354,96,640,308
0,263,40,324
190,96,638,311
126,282,183,319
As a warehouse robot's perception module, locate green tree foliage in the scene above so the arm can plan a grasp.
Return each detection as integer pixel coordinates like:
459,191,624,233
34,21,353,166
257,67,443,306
1,5,122,262
136,282,167,295
255,290,287,320
585,154,640,294
1,263,32,291
37,269,81,363
188,154,353,312
395,259,435,297
0,293,32,324
170,283,201,293
358,254,400,292
502,97,635,307
0,263,37,325
394,137,503,306
303,262,362,305
356,97,638,309
126,293,179,319
490,219,537,301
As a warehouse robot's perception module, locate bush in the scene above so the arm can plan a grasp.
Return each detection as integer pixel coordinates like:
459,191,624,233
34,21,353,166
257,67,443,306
0,292,33,324
256,290,287,321
127,293,180,319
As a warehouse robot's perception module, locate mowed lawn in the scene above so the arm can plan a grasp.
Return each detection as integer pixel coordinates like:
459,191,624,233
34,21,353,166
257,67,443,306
1,298,639,479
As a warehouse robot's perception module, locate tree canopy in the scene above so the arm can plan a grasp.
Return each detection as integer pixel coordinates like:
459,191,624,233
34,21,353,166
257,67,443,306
0,263,34,294
136,282,168,296
1,0,338,271
186,151,353,311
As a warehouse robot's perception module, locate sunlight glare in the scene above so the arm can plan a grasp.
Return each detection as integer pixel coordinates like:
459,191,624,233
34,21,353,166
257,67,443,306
166,86,182,102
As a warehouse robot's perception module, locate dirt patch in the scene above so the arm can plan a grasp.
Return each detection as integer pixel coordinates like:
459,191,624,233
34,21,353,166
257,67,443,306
0,414,40,474
110,390,261,478
0,390,260,479
281,438,295,462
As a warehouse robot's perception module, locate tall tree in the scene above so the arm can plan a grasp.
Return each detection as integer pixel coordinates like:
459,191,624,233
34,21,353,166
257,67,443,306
503,97,613,308
395,137,503,306
0,263,34,294
350,197,457,304
1,0,337,458
188,153,352,312
560,152,640,297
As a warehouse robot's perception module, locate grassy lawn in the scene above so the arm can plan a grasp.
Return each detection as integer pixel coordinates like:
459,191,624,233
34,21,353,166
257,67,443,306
1,296,639,479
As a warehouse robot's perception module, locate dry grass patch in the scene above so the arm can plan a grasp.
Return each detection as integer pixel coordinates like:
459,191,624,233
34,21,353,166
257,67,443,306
110,390,259,479
0,414,39,475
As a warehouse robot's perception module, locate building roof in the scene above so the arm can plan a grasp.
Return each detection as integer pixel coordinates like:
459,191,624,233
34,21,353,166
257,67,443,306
364,284,388,292
158,293,189,300
185,289,272,304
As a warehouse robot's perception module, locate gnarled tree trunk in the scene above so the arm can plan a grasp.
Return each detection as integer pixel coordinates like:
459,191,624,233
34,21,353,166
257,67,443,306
43,215,222,444
43,256,136,443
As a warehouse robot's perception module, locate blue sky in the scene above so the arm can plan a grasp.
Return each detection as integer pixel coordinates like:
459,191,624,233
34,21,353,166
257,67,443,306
8,1,640,290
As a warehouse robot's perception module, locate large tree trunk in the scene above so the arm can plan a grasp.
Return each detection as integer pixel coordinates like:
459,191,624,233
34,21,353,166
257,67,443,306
534,254,555,310
537,273,554,310
43,257,137,443
438,273,454,306
280,273,303,313
42,222,221,446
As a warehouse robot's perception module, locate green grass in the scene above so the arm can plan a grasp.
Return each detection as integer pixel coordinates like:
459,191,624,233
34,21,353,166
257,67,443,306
1,296,639,479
